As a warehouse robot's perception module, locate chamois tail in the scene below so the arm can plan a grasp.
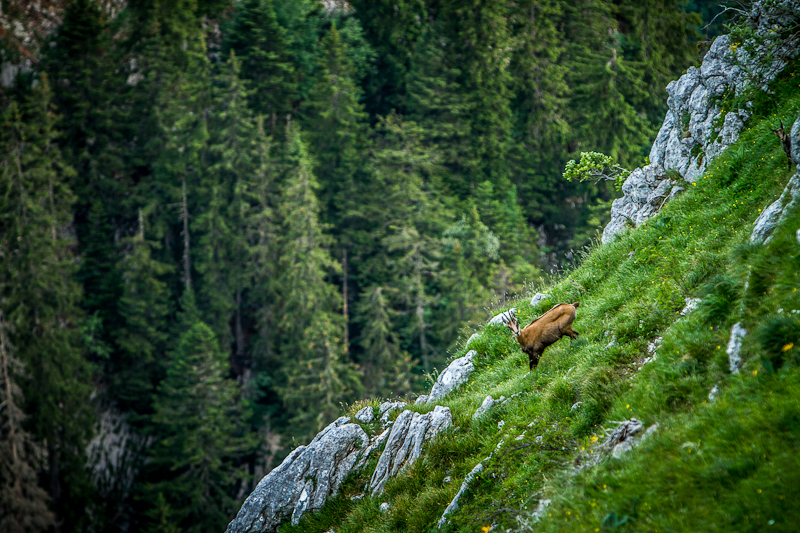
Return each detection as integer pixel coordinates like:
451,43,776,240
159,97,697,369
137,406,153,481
572,302,580,309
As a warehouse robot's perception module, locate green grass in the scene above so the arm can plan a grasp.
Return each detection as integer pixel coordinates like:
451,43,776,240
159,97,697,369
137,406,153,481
278,63,800,533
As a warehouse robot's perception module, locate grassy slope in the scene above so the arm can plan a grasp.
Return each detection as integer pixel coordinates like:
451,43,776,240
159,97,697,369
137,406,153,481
277,63,800,533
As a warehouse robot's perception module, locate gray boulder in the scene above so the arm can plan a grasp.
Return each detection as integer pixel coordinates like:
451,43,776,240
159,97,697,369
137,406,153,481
426,351,476,403
680,297,701,316
727,322,748,374
792,115,800,167
225,417,368,533
472,396,495,419
355,406,375,424
414,395,429,405
598,419,659,459
530,293,550,307
465,332,481,350
369,406,452,495
378,401,407,424
436,462,483,528
751,172,800,245
488,308,516,325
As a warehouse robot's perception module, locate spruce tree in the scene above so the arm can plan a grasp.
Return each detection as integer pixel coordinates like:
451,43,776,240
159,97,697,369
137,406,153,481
275,125,361,435
405,23,472,199
144,319,253,533
301,23,369,241
225,0,297,124
370,114,448,372
114,211,173,413
507,0,571,225
0,77,94,533
0,310,55,533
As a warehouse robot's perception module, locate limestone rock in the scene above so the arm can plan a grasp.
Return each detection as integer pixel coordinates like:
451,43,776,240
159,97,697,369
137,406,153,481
87,405,154,500
436,462,484,528
426,351,476,403
354,427,391,471
414,395,429,405
727,322,748,374
488,308,516,325
465,332,481,351
680,297,701,316
603,2,800,243
225,417,368,533
792,115,800,167
378,401,407,424
369,406,452,495
796,228,800,245
602,164,674,243
751,173,800,244
473,396,496,419
647,337,663,354
530,293,550,307
379,502,391,513
599,419,658,459
708,385,720,402
355,406,374,424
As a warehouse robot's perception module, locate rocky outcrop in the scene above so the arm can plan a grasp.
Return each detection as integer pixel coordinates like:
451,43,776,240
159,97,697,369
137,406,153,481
680,297,701,317
599,419,658,459
424,351,476,404
435,462,483,528
472,396,496,419
86,404,153,500
370,406,453,495
750,173,800,244
225,417,368,533
751,116,800,244
603,1,800,243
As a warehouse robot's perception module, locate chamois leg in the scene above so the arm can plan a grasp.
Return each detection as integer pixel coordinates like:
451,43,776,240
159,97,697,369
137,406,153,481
564,324,580,339
528,349,541,370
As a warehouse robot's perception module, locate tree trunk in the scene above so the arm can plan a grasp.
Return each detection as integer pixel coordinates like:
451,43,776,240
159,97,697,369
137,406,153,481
180,175,192,291
342,248,349,353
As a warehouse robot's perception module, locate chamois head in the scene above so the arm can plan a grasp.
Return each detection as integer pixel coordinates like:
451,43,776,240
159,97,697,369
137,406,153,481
771,121,793,169
502,312,520,337
771,121,788,141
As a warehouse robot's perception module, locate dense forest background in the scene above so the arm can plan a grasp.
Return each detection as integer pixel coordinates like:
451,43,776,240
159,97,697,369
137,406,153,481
0,0,725,531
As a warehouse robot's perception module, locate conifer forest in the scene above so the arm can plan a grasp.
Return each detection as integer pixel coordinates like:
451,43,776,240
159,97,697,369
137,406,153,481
0,0,726,531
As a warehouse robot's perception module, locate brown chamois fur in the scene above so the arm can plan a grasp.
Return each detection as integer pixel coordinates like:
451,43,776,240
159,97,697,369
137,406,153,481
503,302,580,370
771,121,793,170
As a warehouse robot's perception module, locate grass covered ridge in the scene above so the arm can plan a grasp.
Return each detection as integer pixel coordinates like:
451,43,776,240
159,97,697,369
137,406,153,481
276,63,800,533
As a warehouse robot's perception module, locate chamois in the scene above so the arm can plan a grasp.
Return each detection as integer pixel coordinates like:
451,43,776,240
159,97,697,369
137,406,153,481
503,303,580,370
771,121,793,170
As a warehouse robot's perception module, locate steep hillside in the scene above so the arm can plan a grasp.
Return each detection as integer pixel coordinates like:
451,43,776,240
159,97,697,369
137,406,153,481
226,11,800,533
